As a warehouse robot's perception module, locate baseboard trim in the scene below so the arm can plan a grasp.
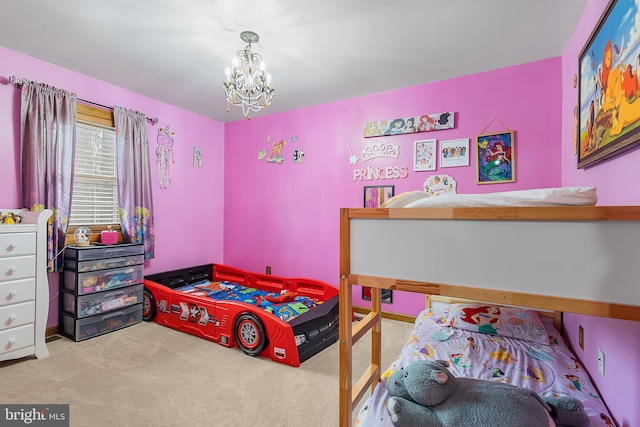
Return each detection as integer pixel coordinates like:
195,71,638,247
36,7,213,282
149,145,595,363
353,306,415,324
46,326,58,337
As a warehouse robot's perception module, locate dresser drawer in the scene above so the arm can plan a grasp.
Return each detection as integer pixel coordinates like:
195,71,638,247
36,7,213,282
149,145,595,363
61,303,141,341
63,264,143,295
0,324,34,354
0,301,35,331
0,256,36,283
0,233,36,258
62,284,144,318
65,243,144,262
64,254,145,273
0,278,36,307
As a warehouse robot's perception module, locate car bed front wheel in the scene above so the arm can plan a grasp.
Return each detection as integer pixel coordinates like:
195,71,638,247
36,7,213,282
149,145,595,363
233,313,266,356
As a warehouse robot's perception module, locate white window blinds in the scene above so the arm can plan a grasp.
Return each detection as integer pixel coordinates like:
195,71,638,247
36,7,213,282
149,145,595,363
69,122,119,226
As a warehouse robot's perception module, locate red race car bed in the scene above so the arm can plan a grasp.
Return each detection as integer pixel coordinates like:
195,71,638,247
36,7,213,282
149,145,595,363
142,263,339,367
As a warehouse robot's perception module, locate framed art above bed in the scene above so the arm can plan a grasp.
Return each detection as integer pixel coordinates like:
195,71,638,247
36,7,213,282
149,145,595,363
363,185,394,208
578,0,640,168
476,130,514,183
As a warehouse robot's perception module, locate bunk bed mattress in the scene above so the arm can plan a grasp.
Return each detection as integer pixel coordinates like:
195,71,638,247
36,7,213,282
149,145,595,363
355,307,614,427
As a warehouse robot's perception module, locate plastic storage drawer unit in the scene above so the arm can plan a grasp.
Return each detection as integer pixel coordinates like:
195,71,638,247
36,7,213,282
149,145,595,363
62,284,144,318
64,243,144,262
61,303,142,341
60,243,144,342
63,264,143,295
64,254,144,273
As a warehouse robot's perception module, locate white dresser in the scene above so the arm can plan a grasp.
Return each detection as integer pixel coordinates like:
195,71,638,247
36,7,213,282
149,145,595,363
0,208,52,361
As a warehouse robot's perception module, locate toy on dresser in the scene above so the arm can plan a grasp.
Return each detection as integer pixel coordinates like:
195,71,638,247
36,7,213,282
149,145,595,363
0,212,21,224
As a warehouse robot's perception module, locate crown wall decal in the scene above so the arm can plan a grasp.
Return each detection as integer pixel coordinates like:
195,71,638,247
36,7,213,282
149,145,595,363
361,141,400,161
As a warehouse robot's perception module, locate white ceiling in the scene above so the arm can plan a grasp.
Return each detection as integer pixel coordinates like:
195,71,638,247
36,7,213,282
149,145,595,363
0,0,588,123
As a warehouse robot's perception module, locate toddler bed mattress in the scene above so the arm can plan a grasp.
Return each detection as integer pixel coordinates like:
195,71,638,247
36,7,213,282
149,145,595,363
355,305,614,427
175,280,321,323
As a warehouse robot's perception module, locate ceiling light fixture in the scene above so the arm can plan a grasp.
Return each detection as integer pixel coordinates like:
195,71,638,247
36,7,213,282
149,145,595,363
223,31,274,119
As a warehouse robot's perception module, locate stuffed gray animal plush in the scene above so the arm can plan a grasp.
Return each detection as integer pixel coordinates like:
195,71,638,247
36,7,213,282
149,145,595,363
386,359,589,427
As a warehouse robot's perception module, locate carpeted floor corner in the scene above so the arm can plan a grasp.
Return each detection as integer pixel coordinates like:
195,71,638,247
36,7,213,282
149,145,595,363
0,318,413,427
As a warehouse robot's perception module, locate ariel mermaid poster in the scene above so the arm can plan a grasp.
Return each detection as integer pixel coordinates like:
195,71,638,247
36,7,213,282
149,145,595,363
476,131,515,184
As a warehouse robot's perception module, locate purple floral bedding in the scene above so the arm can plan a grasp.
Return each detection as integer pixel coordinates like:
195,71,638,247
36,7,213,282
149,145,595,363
355,307,615,427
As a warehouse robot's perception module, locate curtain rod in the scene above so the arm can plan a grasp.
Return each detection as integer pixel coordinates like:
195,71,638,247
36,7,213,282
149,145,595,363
9,75,158,125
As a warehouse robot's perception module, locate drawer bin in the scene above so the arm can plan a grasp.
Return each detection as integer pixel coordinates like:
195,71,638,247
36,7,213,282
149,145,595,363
64,265,143,295
61,303,142,341
65,243,144,262
64,254,144,273
62,284,144,318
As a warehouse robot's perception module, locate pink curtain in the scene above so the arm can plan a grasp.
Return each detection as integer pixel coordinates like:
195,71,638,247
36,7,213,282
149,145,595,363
114,106,155,259
20,82,76,272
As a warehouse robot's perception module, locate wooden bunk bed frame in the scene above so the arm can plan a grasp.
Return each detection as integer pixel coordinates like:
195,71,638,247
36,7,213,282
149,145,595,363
338,206,640,426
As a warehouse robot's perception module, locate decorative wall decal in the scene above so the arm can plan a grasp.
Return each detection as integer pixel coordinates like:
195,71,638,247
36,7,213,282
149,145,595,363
193,146,202,167
440,138,470,168
363,112,455,138
156,125,175,189
266,139,287,164
413,139,437,171
292,148,304,163
353,165,409,181
423,174,457,196
361,141,399,162
347,145,359,165
476,131,515,184
257,149,268,160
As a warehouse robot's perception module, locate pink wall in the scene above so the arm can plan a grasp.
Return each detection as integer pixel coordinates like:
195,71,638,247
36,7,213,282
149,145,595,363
224,58,563,315
0,46,226,327
561,1,640,425
1,5,636,422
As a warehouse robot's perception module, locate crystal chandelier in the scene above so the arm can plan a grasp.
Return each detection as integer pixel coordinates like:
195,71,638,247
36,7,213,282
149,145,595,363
223,31,275,118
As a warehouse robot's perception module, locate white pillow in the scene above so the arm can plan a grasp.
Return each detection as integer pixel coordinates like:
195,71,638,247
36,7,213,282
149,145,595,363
380,190,430,208
405,187,597,208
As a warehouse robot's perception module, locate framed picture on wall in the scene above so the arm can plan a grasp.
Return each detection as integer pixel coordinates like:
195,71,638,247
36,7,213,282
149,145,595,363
578,0,640,168
476,131,515,184
363,185,395,208
362,286,393,304
413,139,437,171
440,138,470,168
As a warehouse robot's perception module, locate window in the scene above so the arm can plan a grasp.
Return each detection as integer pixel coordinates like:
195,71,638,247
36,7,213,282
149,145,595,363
67,104,121,243
69,121,118,225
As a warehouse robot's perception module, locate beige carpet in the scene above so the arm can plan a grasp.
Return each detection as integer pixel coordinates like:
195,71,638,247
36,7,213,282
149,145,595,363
0,317,413,427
